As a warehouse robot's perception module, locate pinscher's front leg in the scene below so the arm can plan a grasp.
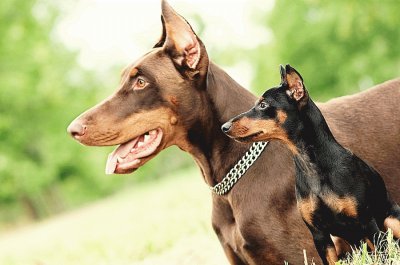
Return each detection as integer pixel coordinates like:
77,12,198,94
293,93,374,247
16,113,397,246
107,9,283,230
364,218,380,252
307,225,338,265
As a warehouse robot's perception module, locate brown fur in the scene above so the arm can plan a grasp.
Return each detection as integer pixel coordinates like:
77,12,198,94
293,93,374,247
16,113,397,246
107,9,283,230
331,236,352,257
365,238,375,251
67,1,400,264
298,195,318,225
323,194,358,218
229,116,298,154
129,67,138,77
277,110,287,124
325,246,338,265
318,79,400,198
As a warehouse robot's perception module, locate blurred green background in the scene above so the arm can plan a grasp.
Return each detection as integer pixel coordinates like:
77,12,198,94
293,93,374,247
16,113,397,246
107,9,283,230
0,0,399,264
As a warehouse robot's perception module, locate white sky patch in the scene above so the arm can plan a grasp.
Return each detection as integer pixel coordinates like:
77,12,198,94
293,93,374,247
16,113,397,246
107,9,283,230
55,0,274,88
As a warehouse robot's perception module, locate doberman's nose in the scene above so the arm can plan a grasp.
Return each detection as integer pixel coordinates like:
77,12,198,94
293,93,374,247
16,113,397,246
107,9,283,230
67,121,86,138
221,121,232,133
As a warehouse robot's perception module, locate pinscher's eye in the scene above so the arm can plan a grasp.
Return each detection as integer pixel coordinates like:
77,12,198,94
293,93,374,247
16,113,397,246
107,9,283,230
259,102,268,110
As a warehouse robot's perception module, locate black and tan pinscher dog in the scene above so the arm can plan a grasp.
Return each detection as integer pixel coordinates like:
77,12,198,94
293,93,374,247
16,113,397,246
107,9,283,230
222,64,400,264
67,1,400,264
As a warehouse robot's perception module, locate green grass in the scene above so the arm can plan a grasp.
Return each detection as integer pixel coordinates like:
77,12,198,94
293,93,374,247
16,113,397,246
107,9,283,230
299,231,400,265
337,230,400,265
0,167,227,265
2,167,399,265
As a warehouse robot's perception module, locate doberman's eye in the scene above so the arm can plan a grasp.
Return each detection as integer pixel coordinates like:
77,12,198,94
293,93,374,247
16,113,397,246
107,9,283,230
259,102,268,110
133,77,147,90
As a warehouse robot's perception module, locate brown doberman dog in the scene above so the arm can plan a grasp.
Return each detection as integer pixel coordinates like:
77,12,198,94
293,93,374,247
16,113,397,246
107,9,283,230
67,1,400,264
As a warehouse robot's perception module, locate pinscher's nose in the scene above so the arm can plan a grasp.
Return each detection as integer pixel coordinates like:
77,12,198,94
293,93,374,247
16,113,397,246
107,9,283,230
67,121,86,138
221,121,232,133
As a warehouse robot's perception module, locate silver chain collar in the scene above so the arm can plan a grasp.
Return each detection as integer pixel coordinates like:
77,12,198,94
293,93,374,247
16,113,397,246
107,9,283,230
211,141,269,196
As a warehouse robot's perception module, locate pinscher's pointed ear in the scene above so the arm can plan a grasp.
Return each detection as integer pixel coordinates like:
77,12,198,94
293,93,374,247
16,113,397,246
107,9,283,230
280,64,287,85
160,0,205,71
283,64,308,105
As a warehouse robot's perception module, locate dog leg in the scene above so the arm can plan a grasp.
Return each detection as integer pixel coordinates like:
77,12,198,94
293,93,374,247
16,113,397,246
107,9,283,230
331,235,352,259
364,218,380,252
308,226,338,265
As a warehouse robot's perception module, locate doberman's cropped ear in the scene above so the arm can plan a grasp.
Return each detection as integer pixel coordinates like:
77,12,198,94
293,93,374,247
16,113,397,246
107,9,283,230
153,15,167,48
283,64,308,104
161,0,206,71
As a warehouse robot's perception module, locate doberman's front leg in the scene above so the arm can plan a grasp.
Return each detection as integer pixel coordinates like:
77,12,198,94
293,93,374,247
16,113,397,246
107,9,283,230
308,226,338,265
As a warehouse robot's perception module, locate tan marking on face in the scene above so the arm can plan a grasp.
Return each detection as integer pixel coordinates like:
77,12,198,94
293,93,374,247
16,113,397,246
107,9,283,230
276,110,287,124
72,105,177,147
230,116,298,154
297,195,318,225
250,119,297,154
384,217,400,238
129,67,138,77
170,116,177,125
325,246,338,265
229,117,250,135
323,194,358,218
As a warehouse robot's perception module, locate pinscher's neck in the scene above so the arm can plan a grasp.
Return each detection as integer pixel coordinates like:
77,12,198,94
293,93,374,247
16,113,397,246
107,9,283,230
290,99,343,168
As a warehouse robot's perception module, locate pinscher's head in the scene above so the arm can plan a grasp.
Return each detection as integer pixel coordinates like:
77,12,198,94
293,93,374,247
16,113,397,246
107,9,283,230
221,64,309,153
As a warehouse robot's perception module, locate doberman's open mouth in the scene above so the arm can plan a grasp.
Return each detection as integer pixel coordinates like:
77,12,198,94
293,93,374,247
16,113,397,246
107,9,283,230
105,128,163,174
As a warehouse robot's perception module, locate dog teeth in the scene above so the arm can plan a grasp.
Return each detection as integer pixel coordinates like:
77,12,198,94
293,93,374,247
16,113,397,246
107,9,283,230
144,134,150,142
138,141,144,147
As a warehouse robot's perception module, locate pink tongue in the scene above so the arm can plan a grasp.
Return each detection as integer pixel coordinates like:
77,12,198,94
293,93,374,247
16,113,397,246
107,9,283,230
105,137,139,175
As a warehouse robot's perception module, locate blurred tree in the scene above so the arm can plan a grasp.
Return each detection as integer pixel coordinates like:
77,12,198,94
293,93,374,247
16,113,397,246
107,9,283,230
220,0,400,100
0,0,127,223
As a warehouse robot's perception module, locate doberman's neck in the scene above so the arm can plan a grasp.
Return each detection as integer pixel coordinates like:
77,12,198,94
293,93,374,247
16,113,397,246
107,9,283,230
186,62,256,187
292,99,342,169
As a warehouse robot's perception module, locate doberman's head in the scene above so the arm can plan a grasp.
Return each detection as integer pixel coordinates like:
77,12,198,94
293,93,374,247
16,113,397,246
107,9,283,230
67,1,210,174
221,64,309,153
